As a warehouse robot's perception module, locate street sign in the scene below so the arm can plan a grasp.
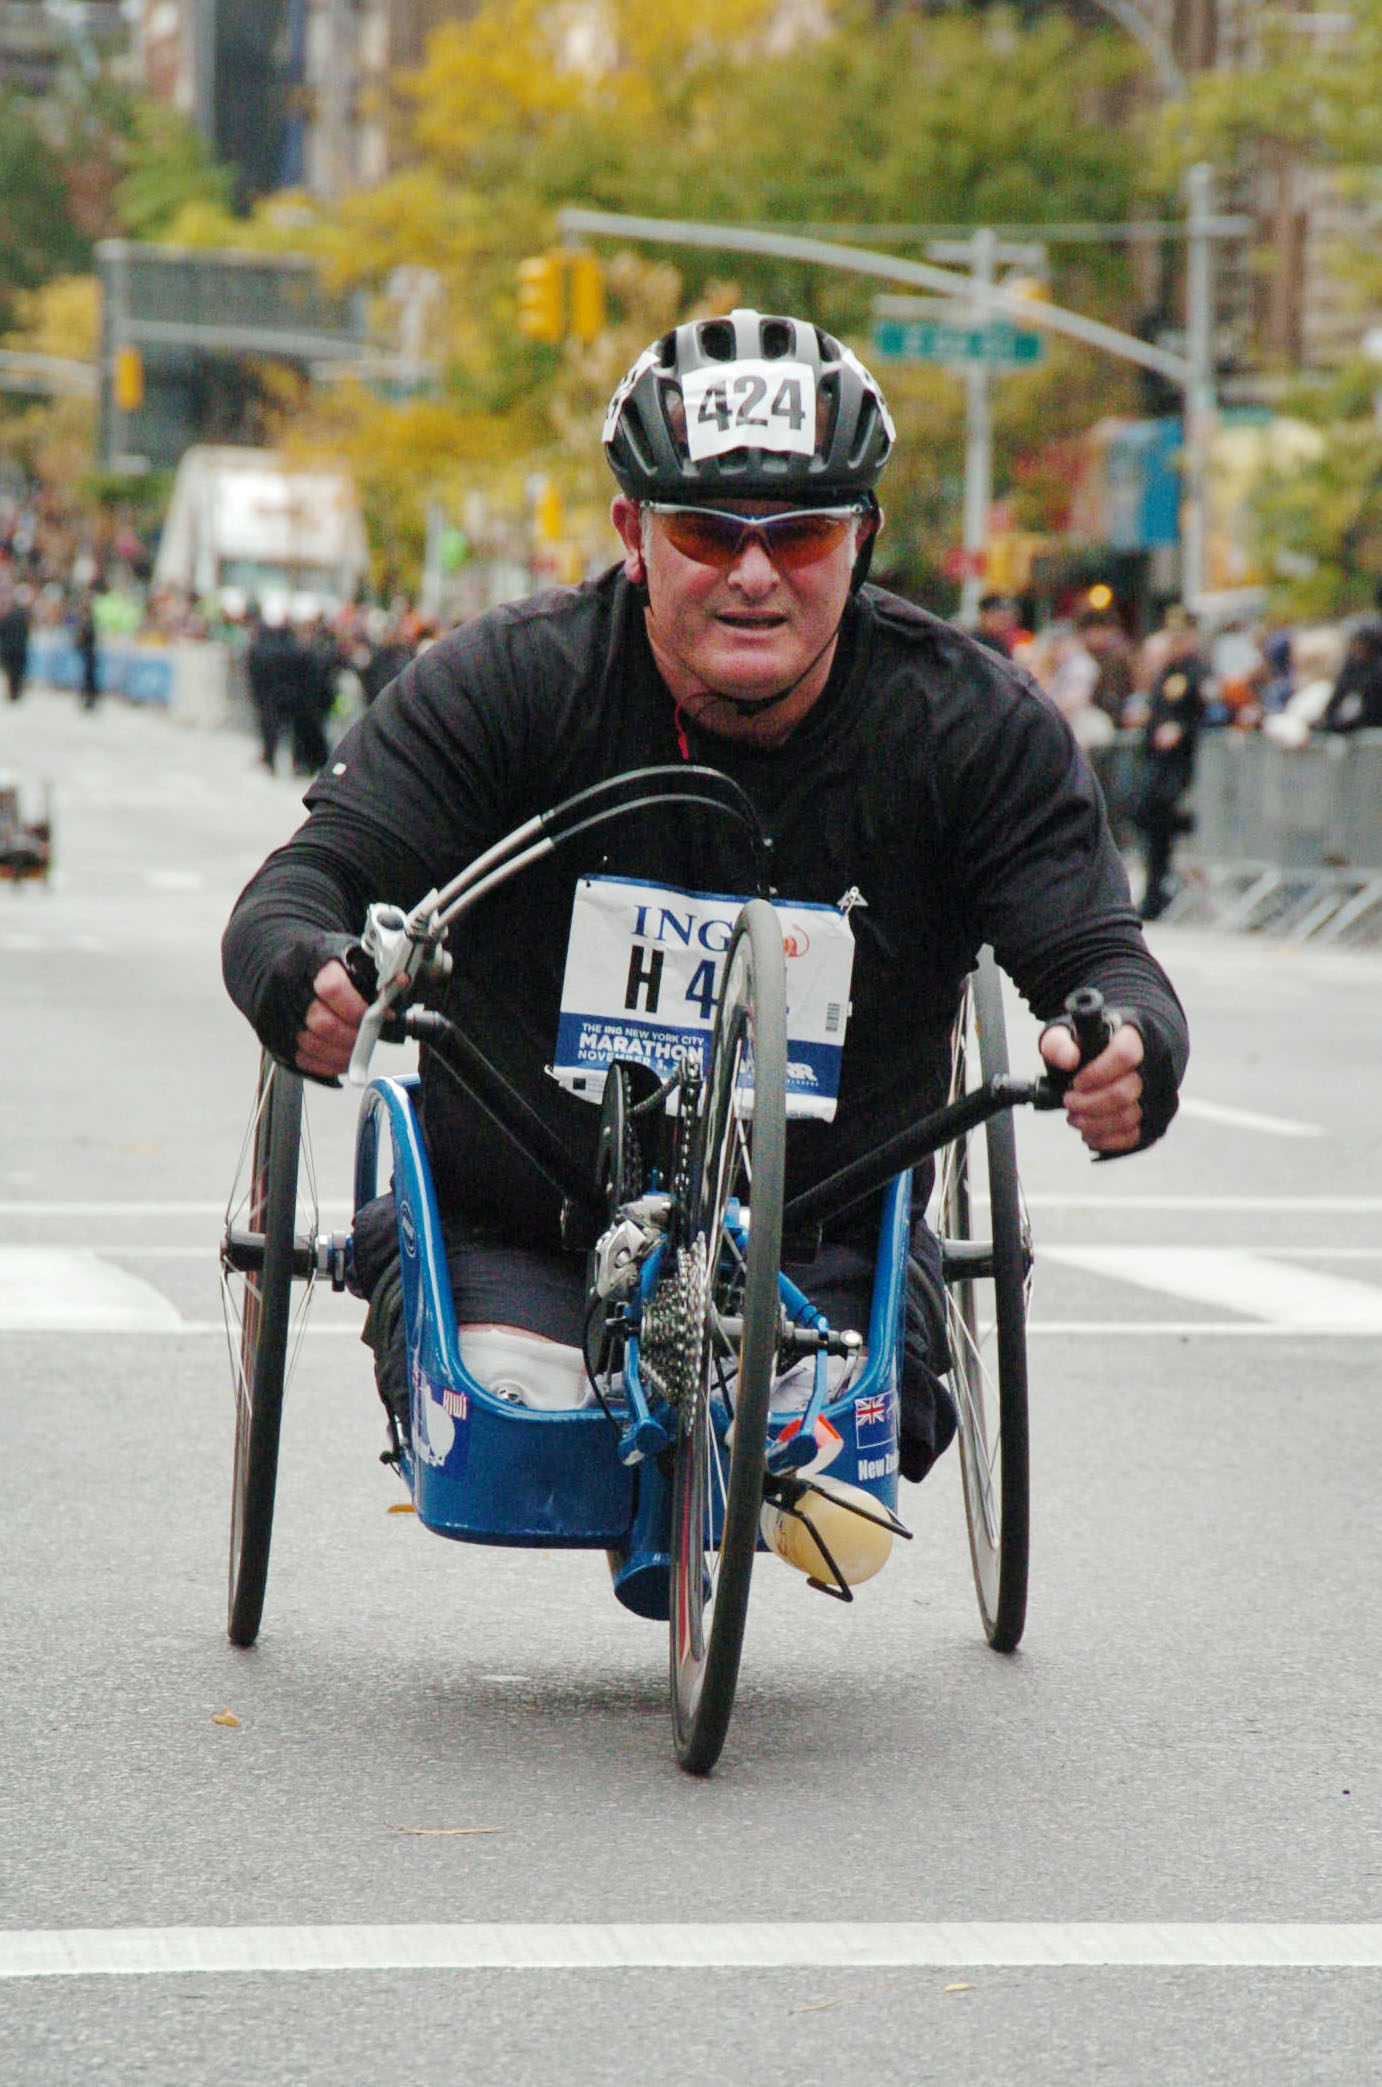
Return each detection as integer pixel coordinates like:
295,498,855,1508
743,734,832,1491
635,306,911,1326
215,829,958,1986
870,317,1045,369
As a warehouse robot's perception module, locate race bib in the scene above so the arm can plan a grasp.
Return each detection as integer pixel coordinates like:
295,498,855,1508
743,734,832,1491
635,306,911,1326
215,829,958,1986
681,360,817,462
552,877,855,1121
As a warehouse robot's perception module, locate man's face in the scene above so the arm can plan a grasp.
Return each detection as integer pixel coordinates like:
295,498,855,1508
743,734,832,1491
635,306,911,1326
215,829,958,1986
611,495,867,726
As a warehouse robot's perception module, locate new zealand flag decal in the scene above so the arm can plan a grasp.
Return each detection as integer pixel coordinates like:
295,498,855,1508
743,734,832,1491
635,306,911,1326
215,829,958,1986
855,1391,894,1447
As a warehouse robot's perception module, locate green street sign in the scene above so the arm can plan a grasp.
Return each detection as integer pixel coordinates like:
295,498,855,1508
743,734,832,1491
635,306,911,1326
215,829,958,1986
870,317,1045,368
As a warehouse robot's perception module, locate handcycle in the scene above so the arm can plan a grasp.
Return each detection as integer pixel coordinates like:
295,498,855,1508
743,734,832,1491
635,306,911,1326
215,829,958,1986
220,766,1109,1775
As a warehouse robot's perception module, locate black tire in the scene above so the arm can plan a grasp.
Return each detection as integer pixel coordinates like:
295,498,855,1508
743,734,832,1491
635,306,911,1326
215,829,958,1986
940,948,1031,1651
669,900,787,1775
223,1055,305,1647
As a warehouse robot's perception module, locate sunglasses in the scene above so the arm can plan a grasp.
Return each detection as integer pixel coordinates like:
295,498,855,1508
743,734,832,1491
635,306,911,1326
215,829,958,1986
642,501,868,573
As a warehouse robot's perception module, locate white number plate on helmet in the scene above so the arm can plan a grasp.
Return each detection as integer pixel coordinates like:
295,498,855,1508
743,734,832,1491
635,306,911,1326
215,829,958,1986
681,359,816,462
551,876,854,1120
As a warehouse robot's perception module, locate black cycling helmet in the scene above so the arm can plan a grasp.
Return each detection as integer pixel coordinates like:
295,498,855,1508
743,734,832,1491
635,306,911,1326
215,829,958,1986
603,308,895,502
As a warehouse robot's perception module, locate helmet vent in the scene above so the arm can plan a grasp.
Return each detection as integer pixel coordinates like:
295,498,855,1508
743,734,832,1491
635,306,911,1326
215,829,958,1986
660,380,687,449
699,320,735,361
761,319,793,359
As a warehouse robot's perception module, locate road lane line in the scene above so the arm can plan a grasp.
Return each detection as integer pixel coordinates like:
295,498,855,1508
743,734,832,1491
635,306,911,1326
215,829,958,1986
0,1201,352,1217
1178,1097,1323,1138
1017,1195,1382,1212
1043,1247,1382,1332
0,1249,184,1333
3,1923,1382,1977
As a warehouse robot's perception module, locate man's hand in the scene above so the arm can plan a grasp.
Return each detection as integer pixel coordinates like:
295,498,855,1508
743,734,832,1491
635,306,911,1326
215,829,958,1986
295,958,369,1080
1039,1021,1145,1155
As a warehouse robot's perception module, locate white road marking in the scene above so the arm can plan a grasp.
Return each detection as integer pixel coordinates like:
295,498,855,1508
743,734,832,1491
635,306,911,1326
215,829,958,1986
1043,1247,1382,1332
0,1201,226,1216
1027,1322,1382,1337
0,1249,185,1332
1178,1096,1323,1138
1018,1195,1382,1212
0,1201,351,1217
3,1923,1382,1978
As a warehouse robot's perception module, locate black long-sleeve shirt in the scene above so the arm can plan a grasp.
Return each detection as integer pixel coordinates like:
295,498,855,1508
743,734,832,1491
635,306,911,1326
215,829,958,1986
224,568,1188,1246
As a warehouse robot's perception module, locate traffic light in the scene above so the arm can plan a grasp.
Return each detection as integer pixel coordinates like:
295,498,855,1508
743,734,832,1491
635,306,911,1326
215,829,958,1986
567,251,605,342
112,344,144,412
517,253,564,344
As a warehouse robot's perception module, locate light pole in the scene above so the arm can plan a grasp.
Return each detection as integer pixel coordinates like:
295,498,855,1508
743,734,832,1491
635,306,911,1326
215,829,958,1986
1086,0,1186,101
1182,163,1217,610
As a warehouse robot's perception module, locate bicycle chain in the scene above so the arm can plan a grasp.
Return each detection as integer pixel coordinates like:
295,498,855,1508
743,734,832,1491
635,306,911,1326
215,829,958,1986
638,1234,708,1415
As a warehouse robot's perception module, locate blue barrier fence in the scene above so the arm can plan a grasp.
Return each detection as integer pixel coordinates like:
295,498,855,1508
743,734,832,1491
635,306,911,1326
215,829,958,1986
28,630,175,706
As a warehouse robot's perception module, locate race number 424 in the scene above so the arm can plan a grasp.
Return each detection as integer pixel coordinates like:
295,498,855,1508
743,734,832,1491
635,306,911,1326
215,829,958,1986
682,359,817,462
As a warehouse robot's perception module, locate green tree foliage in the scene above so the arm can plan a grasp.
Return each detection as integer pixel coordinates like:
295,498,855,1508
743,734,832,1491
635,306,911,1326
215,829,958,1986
0,91,91,325
113,102,237,239
280,0,1161,594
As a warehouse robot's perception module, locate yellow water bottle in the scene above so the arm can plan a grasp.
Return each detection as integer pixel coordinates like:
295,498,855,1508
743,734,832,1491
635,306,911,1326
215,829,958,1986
760,1476,894,1587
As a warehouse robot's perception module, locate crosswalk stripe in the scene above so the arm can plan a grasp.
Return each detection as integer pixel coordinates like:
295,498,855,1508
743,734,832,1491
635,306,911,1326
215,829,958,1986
3,1922,1382,1977
1177,1097,1323,1138
0,1248,184,1332
1043,1246,1382,1332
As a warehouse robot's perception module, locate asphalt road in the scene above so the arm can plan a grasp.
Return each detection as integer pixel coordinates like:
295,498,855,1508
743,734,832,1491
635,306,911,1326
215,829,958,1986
2,685,1381,2084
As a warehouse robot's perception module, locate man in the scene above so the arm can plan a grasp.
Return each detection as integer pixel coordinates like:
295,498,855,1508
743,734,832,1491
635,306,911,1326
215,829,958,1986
224,309,1187,1482
1132,608,1208,922
1319,616,1382,735
74,591,100,711
1076,605,1136,729
245,605,310,774
0,580,31,702
972,592,1021,659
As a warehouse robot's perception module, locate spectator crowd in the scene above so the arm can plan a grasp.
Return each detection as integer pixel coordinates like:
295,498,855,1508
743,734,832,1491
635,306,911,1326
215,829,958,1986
5,458,1378,925
973,589,1382,920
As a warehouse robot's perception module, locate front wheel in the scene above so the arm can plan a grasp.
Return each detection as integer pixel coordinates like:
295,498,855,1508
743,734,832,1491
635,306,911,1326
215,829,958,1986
938,949,1032,1651
669,901,787,1776
221,1054,312,1647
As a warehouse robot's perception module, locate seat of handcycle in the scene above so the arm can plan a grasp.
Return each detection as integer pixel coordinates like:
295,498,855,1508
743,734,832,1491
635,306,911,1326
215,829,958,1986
354,1074,915,1595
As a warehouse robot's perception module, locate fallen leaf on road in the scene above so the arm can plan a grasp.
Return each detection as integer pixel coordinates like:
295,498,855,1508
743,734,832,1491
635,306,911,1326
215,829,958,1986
787,1977,907,2015
211,1709,240,1727
387,1502,416,1514
386,1824,505,1837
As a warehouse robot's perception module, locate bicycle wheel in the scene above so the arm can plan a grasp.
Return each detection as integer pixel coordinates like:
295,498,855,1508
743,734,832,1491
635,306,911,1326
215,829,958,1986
669,900,787,1775
221,1053,310,1647
938,948,1031,1651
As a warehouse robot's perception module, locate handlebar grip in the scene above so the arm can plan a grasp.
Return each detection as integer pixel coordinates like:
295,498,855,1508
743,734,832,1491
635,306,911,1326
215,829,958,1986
1065,986,1113,1067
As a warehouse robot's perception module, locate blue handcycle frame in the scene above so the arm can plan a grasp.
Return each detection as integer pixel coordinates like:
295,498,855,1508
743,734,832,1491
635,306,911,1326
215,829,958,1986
355,1072,911,1619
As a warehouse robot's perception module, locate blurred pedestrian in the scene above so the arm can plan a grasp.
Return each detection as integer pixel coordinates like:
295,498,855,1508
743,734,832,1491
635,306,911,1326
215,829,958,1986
972,592,1021,658
1043,621,1109,748
75,593,100,710
1318,617,1382,734
1257,629,1294,716
0,581,32,701
292,616,342,776
246,606,305,773
359,611,413,707
1077,607,1136,729
1131,608,1207,921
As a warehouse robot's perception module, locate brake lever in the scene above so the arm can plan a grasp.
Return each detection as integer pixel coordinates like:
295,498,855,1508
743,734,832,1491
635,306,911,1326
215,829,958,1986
347,903,451,1087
